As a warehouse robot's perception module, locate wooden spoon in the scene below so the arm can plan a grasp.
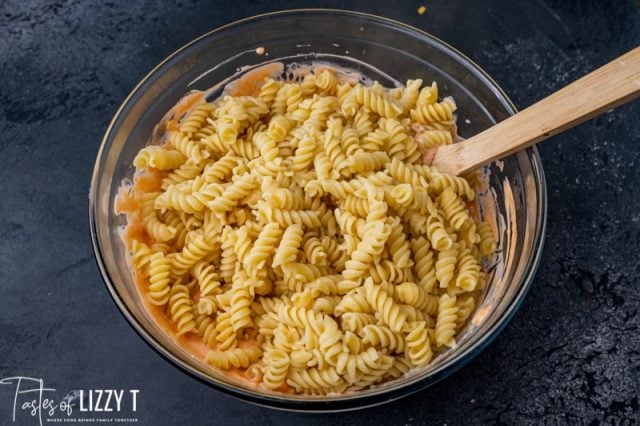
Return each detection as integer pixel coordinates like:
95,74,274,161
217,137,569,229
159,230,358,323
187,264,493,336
426,46,640,175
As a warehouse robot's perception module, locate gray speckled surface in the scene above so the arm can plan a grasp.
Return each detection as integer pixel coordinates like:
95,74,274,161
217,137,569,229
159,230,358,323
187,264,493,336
1,0,639,424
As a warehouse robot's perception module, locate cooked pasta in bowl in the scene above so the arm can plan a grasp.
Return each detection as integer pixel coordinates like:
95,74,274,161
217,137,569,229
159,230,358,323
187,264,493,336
90,9,546,410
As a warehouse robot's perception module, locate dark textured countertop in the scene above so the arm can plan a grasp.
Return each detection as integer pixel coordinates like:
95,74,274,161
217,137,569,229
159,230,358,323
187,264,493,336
1,0,639,424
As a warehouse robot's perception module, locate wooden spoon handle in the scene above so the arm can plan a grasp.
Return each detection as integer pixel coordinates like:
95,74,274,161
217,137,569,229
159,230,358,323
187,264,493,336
430,46,640,175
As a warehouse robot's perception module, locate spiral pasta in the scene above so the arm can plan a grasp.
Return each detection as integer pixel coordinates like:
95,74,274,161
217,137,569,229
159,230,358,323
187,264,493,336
167,131,209,164
161,162,203,190
290,129,317,172
437,187,472,231
119,65,495,394
429,172,475,200
455,245,481,291
148,252,171,305
410,98,456,126
244,223,283,276
206,346,263,369
347,84,403,118
259,78,281,106
434,294,458,348
171,231,217,277
347,151,390,174
363,279,407,332
192,261,220,314
303,236,328,266
287,367,345,393
396,281,439,315
262,349,290,390
270,224,304,268
209,174,258,216
167,283,196,335
358,325,405,353
405,321,433,367
417,130,453,149
387,216,413,268
134,146,186,170
141,193,177,242
180,102,215,135
411,237,438,293
315,69,338,94
214,310,237,350
436,244,458,289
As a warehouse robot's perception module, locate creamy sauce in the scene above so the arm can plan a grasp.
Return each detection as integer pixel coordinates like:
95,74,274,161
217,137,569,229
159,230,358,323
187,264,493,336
225,62,284,97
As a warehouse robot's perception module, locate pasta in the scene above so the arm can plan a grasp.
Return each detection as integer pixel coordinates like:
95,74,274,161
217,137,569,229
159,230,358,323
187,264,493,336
134,146,186,171
117,64,497,394
262,349,290,390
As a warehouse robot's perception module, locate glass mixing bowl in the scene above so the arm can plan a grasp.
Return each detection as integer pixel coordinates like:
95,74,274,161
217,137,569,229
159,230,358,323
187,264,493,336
90,9,546,411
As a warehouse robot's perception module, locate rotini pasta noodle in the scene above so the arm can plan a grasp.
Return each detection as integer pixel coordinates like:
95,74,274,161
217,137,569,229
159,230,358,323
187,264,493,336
244,223,283,276
286,367,345,393
436,244,458,289
455,245,481,291
206,346,262,369
258,78,281,106
384,356,413,380
215,310,237,350
167,283,196,335
290,129,317,172
161,162,203,190
386,216,413,268
303,236,328,266
411,237,438,293
358,324,405,353
335,287,371,314
410,97,456,126
437,187,472,231
360,129,388,153
429,172,475,200
363,279,407,332
262,349,290,390
396,281,439,315
180,102,215,135
270,224,303,268
340,312,376,332
192,261,220,314
230,273,254,332
346,151,390,174
134,146,186,170
167,131,209,164
148,252,171,305
434,294,458,348
140,193,177,242
348,84,403,118
194,313,217,348
455,295,476,329
171,231,217,277
405,320,433,367
130,240,154,273
416,129,453,149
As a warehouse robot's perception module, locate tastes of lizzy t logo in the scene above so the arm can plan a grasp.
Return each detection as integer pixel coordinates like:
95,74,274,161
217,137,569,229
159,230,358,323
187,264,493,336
0,376,140,425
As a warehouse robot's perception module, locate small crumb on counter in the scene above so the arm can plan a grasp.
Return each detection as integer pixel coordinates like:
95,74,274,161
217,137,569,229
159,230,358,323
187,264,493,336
255,47,265,55
417,5,427,15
